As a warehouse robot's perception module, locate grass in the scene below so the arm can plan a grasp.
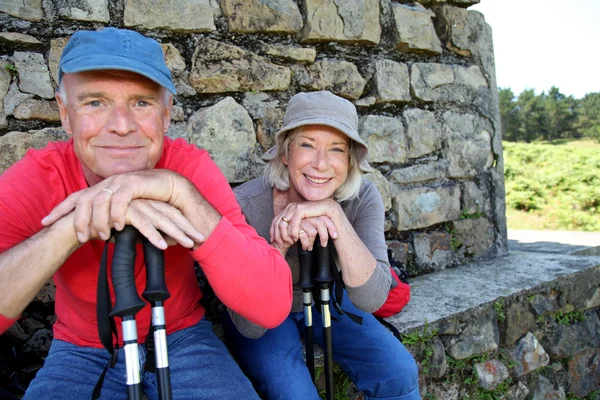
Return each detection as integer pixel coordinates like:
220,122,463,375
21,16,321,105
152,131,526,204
503,139,600,231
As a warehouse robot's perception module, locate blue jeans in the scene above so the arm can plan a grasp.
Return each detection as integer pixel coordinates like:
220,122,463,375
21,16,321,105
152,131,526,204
24,318,259,400
223,294,421,400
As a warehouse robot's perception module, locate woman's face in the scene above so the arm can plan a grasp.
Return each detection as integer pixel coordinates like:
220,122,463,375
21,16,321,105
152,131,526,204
283,125,350,201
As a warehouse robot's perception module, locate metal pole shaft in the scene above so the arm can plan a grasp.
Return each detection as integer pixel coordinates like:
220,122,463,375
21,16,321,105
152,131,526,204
303,290,315,382
122,316,142,400
151,303,172,400
320,284,334,400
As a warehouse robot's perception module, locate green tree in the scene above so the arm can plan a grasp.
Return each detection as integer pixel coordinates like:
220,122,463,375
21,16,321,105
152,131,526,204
542,86,577,140
498,87,520,141
576,92,600,141
516,89,549,142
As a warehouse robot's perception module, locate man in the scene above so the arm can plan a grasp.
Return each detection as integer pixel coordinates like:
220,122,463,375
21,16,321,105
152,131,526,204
0,27,292,399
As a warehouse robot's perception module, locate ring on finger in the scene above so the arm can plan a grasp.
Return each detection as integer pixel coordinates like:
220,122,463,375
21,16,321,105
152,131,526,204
281,216,290,224
102,188,114,195
298,229,306,235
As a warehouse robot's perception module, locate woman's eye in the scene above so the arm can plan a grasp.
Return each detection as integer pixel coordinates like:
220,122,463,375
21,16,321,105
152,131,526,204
300,143,313,149
331,147,346,153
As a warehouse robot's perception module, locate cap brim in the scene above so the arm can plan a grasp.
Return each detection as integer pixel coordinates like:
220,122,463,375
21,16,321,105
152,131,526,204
61,54,177,95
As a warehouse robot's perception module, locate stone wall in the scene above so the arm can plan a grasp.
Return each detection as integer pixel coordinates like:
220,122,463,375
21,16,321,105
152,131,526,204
0,0,512,396
394,252,600,399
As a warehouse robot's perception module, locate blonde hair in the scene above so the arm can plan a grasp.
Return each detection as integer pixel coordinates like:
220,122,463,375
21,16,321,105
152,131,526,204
264,127,363,202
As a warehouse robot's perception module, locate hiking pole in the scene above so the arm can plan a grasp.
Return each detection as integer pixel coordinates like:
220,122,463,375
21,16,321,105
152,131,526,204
111,226,146,400
297,243,315,383
141,237,172,400
313,238,334,400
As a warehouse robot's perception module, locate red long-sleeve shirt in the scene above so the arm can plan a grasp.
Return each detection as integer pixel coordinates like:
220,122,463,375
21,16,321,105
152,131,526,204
0,137,292,346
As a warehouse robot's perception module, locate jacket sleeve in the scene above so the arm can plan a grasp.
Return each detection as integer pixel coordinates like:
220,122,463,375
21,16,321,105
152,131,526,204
343,180,392,312
181,150,292,329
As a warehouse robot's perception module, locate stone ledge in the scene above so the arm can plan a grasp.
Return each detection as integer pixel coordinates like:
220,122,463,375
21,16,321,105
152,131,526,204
386,250,600,333
384,250,600,398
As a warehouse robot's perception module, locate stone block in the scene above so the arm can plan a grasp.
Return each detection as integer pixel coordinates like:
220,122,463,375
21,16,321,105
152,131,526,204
0,0,44,21
364,168,391,211
403,109,442,159
390,160,448,185
501,301,537,346
413,231,454,271
293,59,366,100
0,32,42,45
373,59,410,103
301,0,381,44
222,0,302,34
260,44,316,64
14,99,60,121
125,0,217,32
48,37,69,85
359,115,407,164
190,39,291,93
391,3,441,54
443,111,494,178
453,217,494,258
442,306,499,359
392,185,461,231
186,97,258,183
411,63,491,112
567,347,600,398
53,0,109,22
0,129,68,174
13,51,54,99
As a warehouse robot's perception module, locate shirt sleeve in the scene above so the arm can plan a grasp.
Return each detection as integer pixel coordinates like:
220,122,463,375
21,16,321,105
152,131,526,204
175,148,292,329
343,180,393,312
0,313,19,335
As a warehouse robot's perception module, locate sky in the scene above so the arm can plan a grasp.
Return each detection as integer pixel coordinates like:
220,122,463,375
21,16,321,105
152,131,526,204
470,0,600,99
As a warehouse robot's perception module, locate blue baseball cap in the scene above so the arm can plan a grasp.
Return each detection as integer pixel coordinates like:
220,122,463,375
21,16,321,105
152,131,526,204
58,27,176,95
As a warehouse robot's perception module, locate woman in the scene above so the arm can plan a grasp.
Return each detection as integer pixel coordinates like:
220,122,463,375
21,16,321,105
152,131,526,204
223,91,420,400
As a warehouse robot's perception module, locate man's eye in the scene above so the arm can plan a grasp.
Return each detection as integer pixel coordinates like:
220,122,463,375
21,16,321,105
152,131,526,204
137,100,149,107
88,101,101,107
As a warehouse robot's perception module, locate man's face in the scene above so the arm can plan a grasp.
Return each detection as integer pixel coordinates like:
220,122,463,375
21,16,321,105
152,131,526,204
57,70,172,186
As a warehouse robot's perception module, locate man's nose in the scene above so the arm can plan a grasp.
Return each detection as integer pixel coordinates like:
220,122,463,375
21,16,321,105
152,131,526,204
107,104,136,136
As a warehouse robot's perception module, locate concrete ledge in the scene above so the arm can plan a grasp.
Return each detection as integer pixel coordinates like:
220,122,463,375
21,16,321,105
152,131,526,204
386,251,600,332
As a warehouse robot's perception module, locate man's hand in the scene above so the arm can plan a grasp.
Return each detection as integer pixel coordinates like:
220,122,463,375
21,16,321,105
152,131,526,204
41,170,207,249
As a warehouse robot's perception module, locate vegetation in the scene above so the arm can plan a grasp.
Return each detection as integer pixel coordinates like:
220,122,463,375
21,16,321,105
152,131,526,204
499,87,600,142
493,299,505,323
503,139,600,231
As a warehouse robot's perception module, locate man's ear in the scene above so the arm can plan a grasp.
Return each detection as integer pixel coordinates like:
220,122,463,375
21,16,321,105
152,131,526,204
55,91,73,136
163,93,173,133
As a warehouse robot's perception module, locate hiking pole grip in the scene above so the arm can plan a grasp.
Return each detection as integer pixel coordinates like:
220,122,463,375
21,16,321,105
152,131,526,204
142,237,172,400
111,225,145,400
314,238,334,400
111,226,145,317
297,243,315,383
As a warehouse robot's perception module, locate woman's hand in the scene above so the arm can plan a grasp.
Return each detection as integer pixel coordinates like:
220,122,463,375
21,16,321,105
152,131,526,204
270,199,342,252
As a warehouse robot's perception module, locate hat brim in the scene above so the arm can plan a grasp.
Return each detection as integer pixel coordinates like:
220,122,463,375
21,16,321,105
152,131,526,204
60,54,177,95
262,119,372,173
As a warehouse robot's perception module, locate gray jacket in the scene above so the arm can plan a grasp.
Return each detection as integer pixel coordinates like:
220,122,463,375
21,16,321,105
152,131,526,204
228,176,392,338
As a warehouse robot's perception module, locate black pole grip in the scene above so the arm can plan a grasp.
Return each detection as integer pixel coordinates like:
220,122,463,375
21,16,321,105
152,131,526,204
110,226,146,317
142,236,170,303
297,243,314,289
313,237,334,283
